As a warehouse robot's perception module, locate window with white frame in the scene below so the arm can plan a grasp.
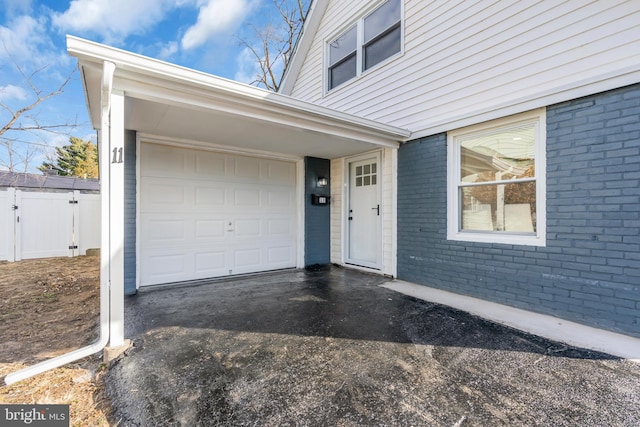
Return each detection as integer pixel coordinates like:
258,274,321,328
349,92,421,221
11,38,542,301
447,110,546,246
327,0,402,91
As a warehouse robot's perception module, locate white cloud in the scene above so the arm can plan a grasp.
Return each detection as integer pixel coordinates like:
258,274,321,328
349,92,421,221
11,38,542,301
0,84,28,102
181,0,252,50
158,41,178,60
0,15,53,64
2,0,33,18
52,0,176,43
233,46,261,85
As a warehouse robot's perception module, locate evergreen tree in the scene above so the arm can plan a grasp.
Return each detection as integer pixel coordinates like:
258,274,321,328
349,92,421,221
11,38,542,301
39,137,99,178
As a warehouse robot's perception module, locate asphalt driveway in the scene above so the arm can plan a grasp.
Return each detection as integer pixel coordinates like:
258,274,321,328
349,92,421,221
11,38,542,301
106,266,640,426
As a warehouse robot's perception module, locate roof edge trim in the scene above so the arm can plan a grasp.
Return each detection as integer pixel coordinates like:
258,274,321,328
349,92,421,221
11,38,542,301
66,35,410,143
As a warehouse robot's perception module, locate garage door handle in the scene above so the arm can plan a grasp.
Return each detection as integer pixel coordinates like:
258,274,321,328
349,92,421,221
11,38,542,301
372,205,379,216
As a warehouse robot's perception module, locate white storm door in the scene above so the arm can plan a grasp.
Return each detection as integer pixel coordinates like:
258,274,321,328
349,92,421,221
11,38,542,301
347,154,381,269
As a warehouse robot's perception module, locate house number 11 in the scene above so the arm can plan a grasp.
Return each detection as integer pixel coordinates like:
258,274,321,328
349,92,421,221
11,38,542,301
112,147,123,164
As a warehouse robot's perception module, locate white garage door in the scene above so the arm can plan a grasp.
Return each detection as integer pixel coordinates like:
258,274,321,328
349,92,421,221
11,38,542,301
139,143,297,286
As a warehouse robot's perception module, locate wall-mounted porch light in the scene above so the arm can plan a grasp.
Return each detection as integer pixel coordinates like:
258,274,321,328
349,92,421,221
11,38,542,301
317,177,328,187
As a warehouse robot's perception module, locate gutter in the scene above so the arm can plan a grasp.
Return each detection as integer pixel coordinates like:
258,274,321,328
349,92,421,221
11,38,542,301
66,36,411,143
4,61,117,385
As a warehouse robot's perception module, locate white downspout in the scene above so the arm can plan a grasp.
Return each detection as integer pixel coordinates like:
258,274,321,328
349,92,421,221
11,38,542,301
4,61,117,385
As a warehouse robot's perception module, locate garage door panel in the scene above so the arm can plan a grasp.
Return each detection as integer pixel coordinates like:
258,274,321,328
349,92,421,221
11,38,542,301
142,144,188,177
144,219,187,242
266,189,293,208
234,219,261,237
234,188,261,206
266,161,295,184
234,248,262,268
195,151,227,177
195,219,226,239
268,246,294,264
194,251,226,273
233,157,261,182
143,252,189,281
140,143,297,286
141,181,187,209
194,186,226,206
268,219,293,236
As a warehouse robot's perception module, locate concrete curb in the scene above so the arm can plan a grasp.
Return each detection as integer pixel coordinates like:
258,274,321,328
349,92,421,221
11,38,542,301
382,280,640,361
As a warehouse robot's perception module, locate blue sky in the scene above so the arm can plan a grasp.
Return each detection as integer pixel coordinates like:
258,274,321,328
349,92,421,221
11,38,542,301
0,0,290,172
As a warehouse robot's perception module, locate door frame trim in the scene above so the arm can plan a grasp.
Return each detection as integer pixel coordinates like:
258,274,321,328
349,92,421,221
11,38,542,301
343,150,383,270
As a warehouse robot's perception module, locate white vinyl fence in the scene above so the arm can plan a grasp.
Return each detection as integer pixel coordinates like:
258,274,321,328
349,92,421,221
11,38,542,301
1,188,100,262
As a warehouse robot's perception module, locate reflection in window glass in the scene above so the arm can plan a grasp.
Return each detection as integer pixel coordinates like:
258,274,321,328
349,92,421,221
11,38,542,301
329,56,357,89
460,123,535,181
327,0,402,90
457,122,537,234
363,0,401,70
329,26,357,66
364,26,401,70
328,26,357,90
461,182,536,232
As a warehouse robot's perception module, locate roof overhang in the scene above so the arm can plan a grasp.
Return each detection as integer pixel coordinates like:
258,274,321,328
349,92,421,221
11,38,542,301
279,0,328,95
67,36,410,159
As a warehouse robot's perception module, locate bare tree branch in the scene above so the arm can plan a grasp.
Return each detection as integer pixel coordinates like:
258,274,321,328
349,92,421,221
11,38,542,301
0,42,78,172
237,0,309,92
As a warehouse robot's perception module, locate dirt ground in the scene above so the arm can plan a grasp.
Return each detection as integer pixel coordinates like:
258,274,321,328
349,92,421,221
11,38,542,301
0,256,111,426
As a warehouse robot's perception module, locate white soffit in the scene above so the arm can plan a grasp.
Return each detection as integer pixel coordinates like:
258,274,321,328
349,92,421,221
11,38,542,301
67,36,409,159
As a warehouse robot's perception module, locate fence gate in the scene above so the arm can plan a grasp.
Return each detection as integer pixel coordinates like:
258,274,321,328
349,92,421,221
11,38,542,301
1,189,99,262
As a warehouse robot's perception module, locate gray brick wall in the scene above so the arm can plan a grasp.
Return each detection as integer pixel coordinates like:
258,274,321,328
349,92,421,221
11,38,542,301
305,157,331,266
397,83,640,337
124,130,137,295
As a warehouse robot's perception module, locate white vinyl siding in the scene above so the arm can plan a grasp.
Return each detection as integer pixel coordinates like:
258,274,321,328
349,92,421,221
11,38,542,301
330,158,343,265
289,0,640,135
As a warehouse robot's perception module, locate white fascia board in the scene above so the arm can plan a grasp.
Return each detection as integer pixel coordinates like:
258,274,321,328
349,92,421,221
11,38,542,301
279,0,329,95
66,35,410,146
116,75,404,149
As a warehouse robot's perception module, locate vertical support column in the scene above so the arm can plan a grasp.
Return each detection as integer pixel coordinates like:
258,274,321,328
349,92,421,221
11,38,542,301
109,90,126,348
99,63,114,352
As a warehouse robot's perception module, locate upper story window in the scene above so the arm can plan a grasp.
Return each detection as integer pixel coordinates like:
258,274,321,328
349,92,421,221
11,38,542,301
327,0,402,91
447,110,546,247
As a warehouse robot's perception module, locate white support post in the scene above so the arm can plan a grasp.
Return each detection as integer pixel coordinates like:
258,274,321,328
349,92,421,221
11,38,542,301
109,90,126,348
